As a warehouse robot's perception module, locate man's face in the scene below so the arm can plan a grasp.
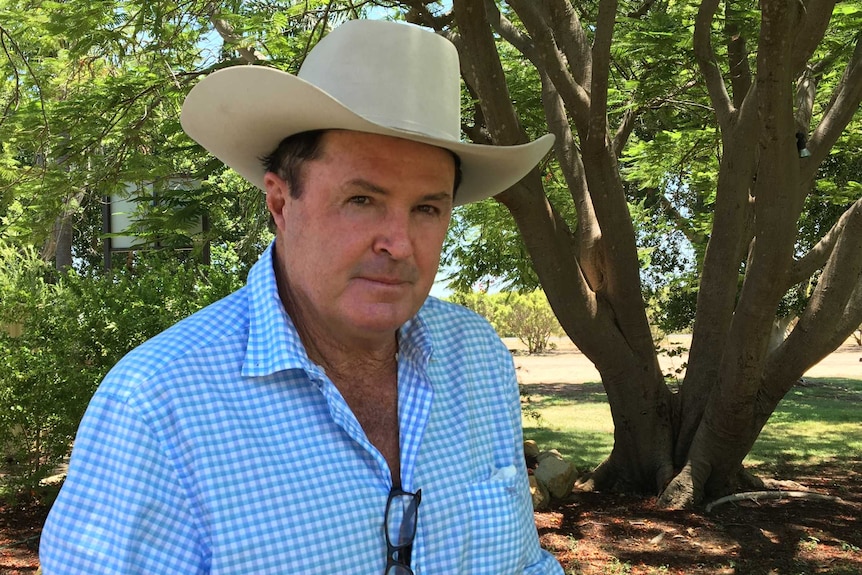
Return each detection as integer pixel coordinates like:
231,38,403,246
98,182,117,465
265,130,455,345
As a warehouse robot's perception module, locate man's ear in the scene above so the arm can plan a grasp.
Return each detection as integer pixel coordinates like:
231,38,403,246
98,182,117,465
264,172,289,231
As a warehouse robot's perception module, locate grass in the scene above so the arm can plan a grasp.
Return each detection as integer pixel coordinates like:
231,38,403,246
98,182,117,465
522,386,614,470
745,377,862,467
521,377,862,471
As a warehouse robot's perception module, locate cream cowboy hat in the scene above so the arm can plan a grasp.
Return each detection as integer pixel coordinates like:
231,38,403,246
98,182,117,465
181,19,554,206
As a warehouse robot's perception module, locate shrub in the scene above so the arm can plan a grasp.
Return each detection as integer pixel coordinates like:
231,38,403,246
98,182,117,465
449,289,563,354
497,291,562,354
0,243,241,496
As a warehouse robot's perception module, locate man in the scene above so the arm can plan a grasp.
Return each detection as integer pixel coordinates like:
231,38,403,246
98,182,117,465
40,19,561,574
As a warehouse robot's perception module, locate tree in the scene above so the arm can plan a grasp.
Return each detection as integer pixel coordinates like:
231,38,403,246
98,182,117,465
449,289,563,353
498,290,562,354
403,0,862,508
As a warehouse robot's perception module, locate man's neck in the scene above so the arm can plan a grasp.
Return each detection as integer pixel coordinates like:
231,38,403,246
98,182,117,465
299,318,398,382
273,259,398,379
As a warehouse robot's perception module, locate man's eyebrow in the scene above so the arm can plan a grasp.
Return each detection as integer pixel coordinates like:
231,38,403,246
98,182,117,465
346,178,388,196
346,179,454,203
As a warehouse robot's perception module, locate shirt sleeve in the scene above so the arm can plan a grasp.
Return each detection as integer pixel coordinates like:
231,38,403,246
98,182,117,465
495,338,565,575
39,390,207,574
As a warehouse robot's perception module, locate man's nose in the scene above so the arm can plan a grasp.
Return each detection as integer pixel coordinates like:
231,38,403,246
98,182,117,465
374,212,413,259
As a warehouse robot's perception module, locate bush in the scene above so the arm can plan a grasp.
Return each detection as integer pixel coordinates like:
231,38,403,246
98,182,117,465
497,291,562,354
449,289,563,354
448,290,508,334
0,243,241,497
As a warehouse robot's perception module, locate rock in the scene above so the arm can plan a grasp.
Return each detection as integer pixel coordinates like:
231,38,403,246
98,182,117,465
529,474,550,510
524,440,540,469
534,451,575,500
536,449,563,463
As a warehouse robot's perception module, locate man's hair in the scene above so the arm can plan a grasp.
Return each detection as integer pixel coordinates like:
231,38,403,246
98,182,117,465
260,130,463,200
260,130,327,198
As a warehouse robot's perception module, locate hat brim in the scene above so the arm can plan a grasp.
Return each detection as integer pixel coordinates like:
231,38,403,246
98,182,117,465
181,66,554,206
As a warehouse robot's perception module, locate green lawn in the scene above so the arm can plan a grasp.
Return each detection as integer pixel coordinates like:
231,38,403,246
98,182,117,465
521,377,862,472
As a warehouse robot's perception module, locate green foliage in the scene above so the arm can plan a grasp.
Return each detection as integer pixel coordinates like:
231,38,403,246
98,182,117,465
448,290,507,331
442,200,540,292
450,289,562,354
0,240,240,496
499,291,563,354
0,0,345,269
648,276,698,334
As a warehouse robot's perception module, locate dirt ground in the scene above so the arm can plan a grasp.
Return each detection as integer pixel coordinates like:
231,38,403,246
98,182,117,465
508,334,862,384
536,458,862,574
2,339,860,574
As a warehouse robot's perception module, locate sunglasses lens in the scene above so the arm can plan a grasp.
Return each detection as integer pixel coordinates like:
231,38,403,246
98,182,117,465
385,492,418,547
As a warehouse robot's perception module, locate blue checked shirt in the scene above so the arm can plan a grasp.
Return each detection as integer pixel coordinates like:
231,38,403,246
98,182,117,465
40,244,563,575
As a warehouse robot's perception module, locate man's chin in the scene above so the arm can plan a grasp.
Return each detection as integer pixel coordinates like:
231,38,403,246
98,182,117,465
344,301,421,333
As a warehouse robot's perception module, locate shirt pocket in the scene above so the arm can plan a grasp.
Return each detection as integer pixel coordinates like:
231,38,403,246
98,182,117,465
465,466,525,574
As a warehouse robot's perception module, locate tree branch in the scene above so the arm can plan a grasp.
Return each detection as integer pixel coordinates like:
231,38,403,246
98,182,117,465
613,78,700,157
694,0,734,130
802,34,862,184
627,0,659,19
453,0,530,146
460,79,492,145
834,265,862,338
402,0,453,31
612,107,638,159
207,7,265,64
786,197,862,287
544,0,592,89
507,0,591,138
790,0,838,75
539,70,604,289
705,490,846,513
767,198,862,386
725,4,752,108
794,65,818,133
647,188,708,247
588,0,617,139
482,0,537,64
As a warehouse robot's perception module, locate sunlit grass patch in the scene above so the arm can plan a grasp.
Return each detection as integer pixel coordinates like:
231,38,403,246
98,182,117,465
521,377,862,471
522,392,614,469
746,378,862,468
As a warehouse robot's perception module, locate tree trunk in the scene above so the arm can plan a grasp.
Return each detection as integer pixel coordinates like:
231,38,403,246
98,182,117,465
41,191,82,273
424,0,862,508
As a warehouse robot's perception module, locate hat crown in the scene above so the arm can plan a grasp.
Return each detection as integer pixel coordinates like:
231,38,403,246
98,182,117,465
297,20,461,141
180,19,554,205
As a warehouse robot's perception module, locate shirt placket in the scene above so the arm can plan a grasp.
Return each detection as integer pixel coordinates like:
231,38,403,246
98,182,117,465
307,367,396,486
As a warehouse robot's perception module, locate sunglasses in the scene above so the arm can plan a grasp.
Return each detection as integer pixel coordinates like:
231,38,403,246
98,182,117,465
384,487,422,574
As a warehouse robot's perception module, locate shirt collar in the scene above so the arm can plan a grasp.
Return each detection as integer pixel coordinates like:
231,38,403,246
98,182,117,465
242,242,434,377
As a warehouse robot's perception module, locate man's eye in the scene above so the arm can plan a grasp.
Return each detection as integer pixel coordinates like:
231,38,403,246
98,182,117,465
348,196,371,205
416,205,440,215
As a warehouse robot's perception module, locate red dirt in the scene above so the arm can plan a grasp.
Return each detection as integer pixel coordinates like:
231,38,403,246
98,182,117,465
536,460,862,574
0,497,46,574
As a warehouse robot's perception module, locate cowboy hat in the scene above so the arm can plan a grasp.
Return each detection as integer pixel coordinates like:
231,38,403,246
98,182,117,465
181,19,554,206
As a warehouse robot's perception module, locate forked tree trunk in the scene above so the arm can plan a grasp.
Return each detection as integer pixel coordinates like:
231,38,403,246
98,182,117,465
409,0,862,508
